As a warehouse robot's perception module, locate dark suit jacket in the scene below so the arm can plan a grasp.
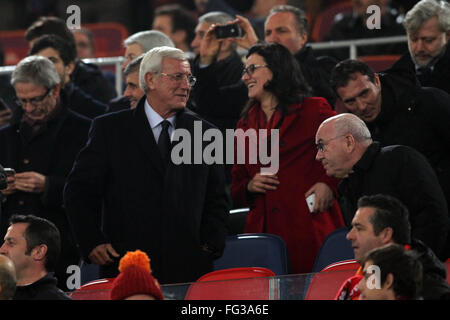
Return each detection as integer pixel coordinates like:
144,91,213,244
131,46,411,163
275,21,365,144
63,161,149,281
0,104,91,288
338,142,449,259
393,44,450,95
64,97,230,284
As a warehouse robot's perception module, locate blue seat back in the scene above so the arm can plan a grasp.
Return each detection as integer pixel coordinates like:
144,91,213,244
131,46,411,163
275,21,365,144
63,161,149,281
214,233,290,275
312,227,354,272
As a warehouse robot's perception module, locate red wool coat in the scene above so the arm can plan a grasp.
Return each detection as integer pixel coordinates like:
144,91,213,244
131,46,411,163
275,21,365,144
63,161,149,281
231,97,344,274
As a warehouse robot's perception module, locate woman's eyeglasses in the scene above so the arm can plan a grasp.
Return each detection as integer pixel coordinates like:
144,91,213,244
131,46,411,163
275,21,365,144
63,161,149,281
242,64,268,77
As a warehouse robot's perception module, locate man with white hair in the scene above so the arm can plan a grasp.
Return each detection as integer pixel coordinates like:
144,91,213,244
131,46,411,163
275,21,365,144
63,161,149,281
315,113,450,259
64,46,229,284
109,30,175,112
396,0,450,94
122,30,175,70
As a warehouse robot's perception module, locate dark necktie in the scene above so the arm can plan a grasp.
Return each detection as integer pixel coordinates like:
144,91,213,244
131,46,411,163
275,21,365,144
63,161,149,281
158,120,171,164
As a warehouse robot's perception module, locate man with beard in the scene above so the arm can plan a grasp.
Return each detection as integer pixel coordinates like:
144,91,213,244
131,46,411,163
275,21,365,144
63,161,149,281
395,0,450,94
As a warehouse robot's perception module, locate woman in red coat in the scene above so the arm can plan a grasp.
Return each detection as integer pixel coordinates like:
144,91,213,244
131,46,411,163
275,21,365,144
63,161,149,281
231,43,344,274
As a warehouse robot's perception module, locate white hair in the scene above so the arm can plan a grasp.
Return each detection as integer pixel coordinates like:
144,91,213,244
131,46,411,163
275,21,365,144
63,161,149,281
124,30,175,52
11,55,60,89
323,113,372,143
403,0,450,33
139,46,187,93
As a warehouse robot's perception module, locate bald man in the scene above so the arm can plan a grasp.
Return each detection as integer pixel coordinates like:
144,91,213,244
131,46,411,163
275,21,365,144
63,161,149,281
315,113,449,260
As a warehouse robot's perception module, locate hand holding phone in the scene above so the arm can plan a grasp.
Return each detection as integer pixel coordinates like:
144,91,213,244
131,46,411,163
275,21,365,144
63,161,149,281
306,193,315,213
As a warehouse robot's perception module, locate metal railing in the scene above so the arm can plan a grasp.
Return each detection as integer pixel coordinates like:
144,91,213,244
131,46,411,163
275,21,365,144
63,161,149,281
82,56,124,95
310,35,408,59
0,35,407,96
0,56,125,96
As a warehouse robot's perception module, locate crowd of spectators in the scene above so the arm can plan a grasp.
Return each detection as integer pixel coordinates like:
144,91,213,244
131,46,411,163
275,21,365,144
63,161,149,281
0,0,449,300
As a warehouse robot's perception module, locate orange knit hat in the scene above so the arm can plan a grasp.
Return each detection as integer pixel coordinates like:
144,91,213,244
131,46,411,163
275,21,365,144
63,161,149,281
110,250,164,300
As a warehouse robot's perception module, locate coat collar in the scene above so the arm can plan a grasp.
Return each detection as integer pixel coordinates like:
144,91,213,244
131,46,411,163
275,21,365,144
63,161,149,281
352,142,381,173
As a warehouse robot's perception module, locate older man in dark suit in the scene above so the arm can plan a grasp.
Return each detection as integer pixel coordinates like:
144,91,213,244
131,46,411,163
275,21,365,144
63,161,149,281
64,46,229,284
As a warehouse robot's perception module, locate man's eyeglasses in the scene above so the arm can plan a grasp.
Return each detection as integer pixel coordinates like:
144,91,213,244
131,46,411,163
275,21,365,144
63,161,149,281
242,64,268,77
316,135,346,152
15,88,52,108
160,72,197,87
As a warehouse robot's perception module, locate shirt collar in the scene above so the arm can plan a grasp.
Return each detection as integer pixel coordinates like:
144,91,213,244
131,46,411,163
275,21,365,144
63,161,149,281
415,64,435,72
144,98,176,129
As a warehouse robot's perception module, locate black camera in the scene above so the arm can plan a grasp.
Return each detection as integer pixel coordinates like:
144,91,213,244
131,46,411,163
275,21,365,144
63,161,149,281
214,23,244,39
0,166,14,190
0,165,7,190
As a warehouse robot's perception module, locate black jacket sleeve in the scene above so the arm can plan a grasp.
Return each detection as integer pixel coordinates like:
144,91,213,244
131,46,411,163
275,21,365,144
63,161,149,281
63,118,110,259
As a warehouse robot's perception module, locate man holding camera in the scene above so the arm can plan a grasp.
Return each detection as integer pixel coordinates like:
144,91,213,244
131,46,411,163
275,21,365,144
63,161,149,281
190,11,248,185
190,11,248,134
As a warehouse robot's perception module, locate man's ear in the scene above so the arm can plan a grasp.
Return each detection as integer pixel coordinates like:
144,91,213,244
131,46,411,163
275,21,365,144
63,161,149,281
145,72,157,90
31,244,48,262
65,61,76,77
383,273,394,290
379,227,394,244
344,134,356,152
52,83,61,98
299,31,308,48
374,73,381,89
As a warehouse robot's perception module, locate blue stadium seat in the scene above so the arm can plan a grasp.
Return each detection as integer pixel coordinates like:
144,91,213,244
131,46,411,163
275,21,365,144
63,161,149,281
312,227,354,272
80,261,100,285
213,233,290,275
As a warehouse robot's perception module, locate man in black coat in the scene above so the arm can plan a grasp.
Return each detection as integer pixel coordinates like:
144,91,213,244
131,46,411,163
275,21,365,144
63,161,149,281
315,113,449,260
190,11,248,185
64,47,229,285
190,11,247,136
0,215,71,300
397,0,450,94
0,56,91,291
330,59,450,225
